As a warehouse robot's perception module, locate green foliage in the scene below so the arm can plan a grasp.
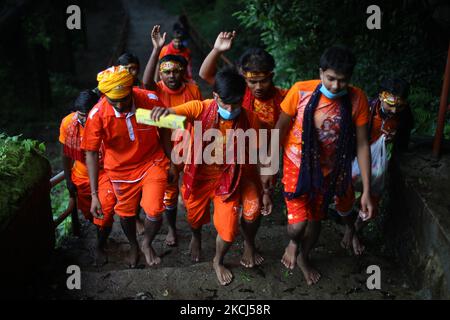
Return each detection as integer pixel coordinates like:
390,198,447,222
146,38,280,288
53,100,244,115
0,133,48,230
22,12,52,50
51,182,72,247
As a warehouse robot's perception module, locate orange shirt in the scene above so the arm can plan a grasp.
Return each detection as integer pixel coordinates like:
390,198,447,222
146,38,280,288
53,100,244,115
156,81,202,107
59,112,88,179
252,87,287,128
82,87,167,182
281,80,369,177
172,99,260,180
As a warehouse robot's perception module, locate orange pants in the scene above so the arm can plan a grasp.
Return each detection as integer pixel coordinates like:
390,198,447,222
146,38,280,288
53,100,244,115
164,181,179,210
111,162,168,220
285,186,355,224
181,179,241,242
71,170,116,228
240,169,262,223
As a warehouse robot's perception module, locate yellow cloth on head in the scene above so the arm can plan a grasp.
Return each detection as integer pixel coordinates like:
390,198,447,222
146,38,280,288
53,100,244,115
97,66,134,100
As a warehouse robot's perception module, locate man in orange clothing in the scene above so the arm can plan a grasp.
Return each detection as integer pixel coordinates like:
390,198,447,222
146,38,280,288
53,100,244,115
82,66,175,268
142,25,202,246
199,31,286,268
275,46,374,285
158,27,193,81
150,68,273,286
60,90,116,266
199,31,287,129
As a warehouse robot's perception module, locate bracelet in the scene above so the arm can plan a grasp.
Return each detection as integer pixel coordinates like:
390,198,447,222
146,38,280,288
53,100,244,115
91,190,99,196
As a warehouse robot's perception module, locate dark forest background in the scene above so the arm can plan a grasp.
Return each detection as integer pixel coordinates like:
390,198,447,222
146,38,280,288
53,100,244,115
1,0,449,139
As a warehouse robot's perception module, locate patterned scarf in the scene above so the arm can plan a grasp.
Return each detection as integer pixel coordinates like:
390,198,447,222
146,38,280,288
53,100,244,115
284,84,356,211
63,113,85,162
183,100,249,201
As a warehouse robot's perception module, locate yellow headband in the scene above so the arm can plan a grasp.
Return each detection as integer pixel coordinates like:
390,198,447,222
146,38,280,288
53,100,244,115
97,66,134,100
243,71,272,80
380,91,405,106
160,61,183,73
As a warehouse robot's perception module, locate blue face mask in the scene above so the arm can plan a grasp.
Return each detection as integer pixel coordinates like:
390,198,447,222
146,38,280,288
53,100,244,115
320,84,347,99
217,102,241,120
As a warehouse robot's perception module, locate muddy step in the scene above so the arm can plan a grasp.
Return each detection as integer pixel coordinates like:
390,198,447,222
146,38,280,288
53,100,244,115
63,255,416,300
57,217,419,300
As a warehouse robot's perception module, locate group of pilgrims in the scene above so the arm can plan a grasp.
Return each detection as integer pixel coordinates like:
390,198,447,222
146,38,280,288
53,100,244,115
59,24,413,286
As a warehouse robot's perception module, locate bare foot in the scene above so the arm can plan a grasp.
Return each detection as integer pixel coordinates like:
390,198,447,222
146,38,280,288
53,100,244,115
127,244,139,268
341,226,354,251
142,243,161,266
281,241,298,269
297,254,321,286
240,242,264,268
94,247,108,267
165,228,177,247
352,234,365,256
136,219,145,236
213,259,233,286
189,236,201,262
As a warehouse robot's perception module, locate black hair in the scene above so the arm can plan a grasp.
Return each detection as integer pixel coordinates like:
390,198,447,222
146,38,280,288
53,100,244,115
117,52,140,66
172,28,184,40
213,67,246,104
74,89,99,113
238,47,275,73
159,54,188,69
379,78,410,98
319,46,356,77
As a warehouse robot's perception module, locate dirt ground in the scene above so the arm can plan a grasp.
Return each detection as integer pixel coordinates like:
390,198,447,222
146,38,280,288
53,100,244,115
39,0,423,300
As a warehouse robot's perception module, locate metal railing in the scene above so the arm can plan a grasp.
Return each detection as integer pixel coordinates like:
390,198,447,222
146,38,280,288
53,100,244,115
50,171,80,236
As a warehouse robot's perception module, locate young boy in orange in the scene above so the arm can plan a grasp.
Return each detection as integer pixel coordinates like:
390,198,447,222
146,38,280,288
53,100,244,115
199,31,285,268
142,25,202,246
348,78,413,255
158,28,193,81
150,68,273,286
82,66,176,268
60,90,116,266
275,46,374,285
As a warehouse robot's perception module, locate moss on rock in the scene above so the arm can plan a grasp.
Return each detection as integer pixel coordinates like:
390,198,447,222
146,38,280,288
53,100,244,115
0,133,50,231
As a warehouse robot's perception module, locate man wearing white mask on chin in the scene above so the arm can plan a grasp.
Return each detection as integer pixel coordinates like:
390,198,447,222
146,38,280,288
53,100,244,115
275,46,374,286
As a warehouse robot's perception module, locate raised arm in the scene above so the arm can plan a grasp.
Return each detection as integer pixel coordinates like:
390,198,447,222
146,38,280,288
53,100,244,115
199,31,236,85
142,25,167,90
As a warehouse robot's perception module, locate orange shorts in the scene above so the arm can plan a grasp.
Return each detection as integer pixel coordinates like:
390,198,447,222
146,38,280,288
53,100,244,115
285,186,355,224
164,181,179,210
181,180,240,242
71,170,116,227
111,162,168,219
240,169,262,223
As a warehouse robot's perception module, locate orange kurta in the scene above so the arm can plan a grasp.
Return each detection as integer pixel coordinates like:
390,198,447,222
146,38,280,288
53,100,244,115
82,87,169,218
281,80,370,223
156,81,202,209
172,100,261,241
59,112,116,227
